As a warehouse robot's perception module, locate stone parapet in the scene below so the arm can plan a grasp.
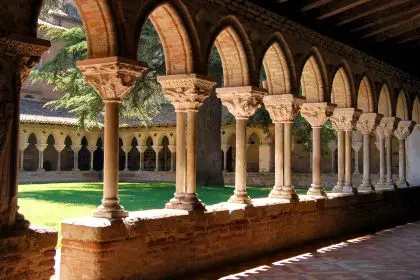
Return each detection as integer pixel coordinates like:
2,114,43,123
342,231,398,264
60,187,420,280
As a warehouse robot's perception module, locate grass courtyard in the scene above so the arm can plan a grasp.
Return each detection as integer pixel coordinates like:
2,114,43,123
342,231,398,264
18,182,307,245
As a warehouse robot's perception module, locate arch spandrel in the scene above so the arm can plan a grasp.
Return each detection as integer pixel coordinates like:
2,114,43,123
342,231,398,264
378,84,392,117
331,66,352,108
357,76,374,113
396,91,409,121
299,51,327,102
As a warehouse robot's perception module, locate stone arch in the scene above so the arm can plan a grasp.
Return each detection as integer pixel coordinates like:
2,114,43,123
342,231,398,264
357,76,374,113
412,97,420,124
207,16,254,87
43,135,58,171
331,64,353,108
378,84,393,117
135,1,197,74
299,49,327,102
396,90,409,121
260,33,295,95
23,133,39,171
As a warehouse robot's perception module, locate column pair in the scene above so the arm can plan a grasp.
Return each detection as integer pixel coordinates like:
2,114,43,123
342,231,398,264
264,94,304,201
356,113,381,192
158,74,216,211
54,144,66,171
152,145,163,171
36,143,48,171
394,121,414,188
217,87,265,204
71,145,82,171
375,117,397,190
330,108,361,194
300,103,335,196
221,144,230,171
19,143,29,171
78,57,146,219
136,145,147,170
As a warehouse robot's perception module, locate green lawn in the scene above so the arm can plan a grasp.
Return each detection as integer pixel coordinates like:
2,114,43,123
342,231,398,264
18,182,307,246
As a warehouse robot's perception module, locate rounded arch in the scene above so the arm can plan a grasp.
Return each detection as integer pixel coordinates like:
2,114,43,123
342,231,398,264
135,1,197,74
206,16,255,87
299,49,328,102
357,75,374,113
260,33,295,95
412,97,420,124
331,64,353,108
396,90,409,120
378,83,393,117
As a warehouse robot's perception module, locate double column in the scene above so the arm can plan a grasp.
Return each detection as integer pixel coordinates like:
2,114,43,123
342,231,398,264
264,94,304,201
356,113,381,192
330,108,361,194
71,145,82,171
300,102,334,196
394,121,414,188
376,117,397,190
36,143,48,171
158,74,216,211
217,87,265,204
78,57,146,219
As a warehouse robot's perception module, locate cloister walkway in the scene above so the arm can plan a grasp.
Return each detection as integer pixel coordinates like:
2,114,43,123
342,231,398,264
194,221,420,279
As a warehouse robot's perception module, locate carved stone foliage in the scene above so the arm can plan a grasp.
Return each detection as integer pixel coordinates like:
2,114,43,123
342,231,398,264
394,120,414,140
330,108,361,131
263,94,305,123
77,57,147,101
157,74,217,111
380,117,398,138
216,86,266,119
300,102,335,127
356,113,382,135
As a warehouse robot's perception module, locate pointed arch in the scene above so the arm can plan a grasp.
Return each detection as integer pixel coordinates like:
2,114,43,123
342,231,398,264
357,76,374,113
299,49,327,102
331,65,353,108
378,84,392,117
396,90,409,120
260,33,294,95
412,97,420,124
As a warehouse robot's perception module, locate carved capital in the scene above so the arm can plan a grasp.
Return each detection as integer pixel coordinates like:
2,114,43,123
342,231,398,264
352,142,362,152
122,145,132,153
167,144,175,153
380,117,398,138
152,145,163,153
157,74,217,111
54,144,66,152
221,144,231,153
356,113,382,135
263,94,305,123
394,120,414,140
216,86,266,119
330,108,361,131
300,102,335,128
36,143,48,152
77,57,147,101
136,145,148,153
71,145,82,153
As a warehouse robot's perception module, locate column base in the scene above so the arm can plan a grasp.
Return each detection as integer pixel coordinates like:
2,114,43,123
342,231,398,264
307,184,327,197
228,190,252,204
375,181,393,191
385,181,396,189
342,183,357,194
359,181,374,192
36,169,45,172
268,185,282,198
93,198,128,219
165,193,205,212
396,181,409,188
332,182,344,193
269,186,299,201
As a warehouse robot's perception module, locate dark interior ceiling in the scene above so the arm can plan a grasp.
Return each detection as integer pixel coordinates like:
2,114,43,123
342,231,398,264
250,0,420,79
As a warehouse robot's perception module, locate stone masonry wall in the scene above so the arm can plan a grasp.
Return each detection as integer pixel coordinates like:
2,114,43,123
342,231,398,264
0,226,57,280
60,187,420,280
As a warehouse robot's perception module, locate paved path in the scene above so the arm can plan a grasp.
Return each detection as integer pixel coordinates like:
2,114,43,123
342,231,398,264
196,221,420,279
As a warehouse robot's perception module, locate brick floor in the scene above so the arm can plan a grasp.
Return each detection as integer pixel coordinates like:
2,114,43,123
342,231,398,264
194,221,420,280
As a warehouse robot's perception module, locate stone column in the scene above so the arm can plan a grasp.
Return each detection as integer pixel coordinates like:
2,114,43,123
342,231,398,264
352,142,362,175
300,102,334,196
381,117,397,189
264,94,304,200
375,128,386,189
158,74,216,211
71,145,82,171
54,144,66,171
87,145,96,171
327,141,337,175
19,143,29,171
394,121,414,188
217,86,265,204
152,145,163,171
36,144,48,171
122,146,131,171
78,56,146,219
136,145,147,170
221,144,230,171
167,145,175,172
330,108,361,193
356,113,381,192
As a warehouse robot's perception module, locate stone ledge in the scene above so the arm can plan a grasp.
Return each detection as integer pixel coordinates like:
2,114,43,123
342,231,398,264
61,188,420,279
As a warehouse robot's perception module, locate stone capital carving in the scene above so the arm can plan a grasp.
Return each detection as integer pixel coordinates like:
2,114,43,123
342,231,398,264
71,145,82,153
328,141,337,151
157,74,217,112
216,86,266,119
167,144,175,153
263,94,305,123
152,145,163,153
352,142,362,152
356,113,382,135
330,108,361,131
20,142,30,151
221,144,231,153
300,102,335,127
380,117,398,138
394,120,414,140
87,145,97,152
77,56,147,101
122,145,132,153
54,144,66,152
136,145,147,153
36,143,48,152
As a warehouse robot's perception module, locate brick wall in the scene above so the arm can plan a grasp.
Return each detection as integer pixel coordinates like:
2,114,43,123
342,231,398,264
60,187,420,280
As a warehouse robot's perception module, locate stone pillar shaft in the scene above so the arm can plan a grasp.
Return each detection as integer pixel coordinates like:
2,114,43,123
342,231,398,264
20,150,24,171
378,138,386,186
398,139,406,184
334,131,345,192
274,123,284,188
73,150,79,171
283,122,292,188
312,127,322,187
385,137,393,187
170,152,175,172
343,130,353,192
231,118,250,203
360,134,372,191
176,112,186,194
155,149,159,172
186,111,197,194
